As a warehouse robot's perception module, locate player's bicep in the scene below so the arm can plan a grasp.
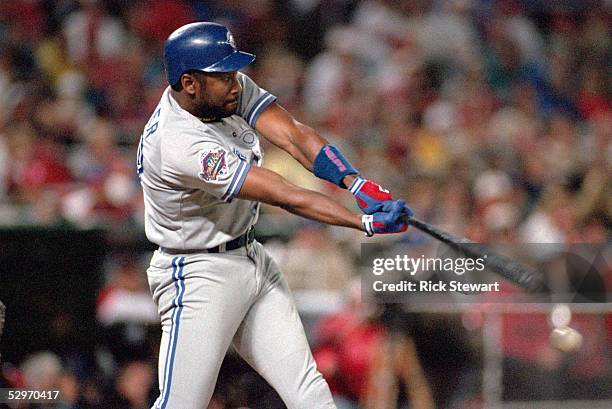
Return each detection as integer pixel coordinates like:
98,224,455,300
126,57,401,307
162,144,249,202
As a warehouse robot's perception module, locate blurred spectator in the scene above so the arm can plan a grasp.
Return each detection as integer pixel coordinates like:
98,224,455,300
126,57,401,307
97,254,158,326
62,1,127,66
64,117,140,226
313,279,385,408
5,123,72,203
97,253,158,367
255,44,305,110
302,25,369,120
103,360,156,409
313,280,435,409
127,0,195,44
268,221,355,291
20,351,63,390
502,310,565,400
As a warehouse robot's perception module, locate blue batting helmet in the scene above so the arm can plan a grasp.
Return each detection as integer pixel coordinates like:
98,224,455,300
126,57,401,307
164,22,255,86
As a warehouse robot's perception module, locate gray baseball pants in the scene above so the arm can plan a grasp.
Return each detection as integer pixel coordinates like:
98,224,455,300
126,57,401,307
147,241,336,409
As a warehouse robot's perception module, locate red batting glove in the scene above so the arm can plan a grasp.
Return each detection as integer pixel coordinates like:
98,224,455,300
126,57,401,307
349,176,393,214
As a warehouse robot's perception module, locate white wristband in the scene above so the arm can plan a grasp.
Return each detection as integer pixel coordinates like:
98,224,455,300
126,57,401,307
349,176,367,195
362,214,374,237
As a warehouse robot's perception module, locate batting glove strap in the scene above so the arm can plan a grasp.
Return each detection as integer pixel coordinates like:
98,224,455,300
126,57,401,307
350,176,393,214
362,214,375,237
349,176,367,194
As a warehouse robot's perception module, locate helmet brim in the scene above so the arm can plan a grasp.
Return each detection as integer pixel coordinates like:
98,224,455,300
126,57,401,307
204,51,256,73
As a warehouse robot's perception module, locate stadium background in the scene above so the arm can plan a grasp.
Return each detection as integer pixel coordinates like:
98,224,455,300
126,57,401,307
0,0,610,408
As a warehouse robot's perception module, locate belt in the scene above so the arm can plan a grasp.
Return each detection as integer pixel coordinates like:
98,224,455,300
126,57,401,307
160,226,255,255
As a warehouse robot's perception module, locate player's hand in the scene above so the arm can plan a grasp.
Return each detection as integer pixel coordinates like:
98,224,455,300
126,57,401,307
362,200,412,236
349,176,393,214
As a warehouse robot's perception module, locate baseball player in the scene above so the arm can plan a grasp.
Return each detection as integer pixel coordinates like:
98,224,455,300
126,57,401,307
137,22,412,409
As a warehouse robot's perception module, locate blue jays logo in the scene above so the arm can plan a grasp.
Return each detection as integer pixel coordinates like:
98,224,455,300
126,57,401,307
226,31,236,48
198,148,227,181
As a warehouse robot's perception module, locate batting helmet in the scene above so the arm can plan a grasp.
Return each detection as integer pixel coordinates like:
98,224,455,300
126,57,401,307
164,22,255,86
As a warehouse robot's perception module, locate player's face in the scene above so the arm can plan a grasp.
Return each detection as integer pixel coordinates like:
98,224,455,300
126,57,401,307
194,72,242,120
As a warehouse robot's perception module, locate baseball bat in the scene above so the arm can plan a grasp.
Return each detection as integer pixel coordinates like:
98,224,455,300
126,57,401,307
403,216,546,292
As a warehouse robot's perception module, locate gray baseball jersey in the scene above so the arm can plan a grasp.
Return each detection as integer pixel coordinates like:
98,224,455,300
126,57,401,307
138,73,275,250
138,73,337,409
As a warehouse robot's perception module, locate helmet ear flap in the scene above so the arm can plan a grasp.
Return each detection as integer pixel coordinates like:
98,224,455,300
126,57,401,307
170,74,186,92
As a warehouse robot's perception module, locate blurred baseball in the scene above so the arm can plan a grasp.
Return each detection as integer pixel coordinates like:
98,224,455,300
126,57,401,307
549,326,583,352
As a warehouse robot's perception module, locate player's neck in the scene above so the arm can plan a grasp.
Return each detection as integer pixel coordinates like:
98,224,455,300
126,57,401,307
170,89,196,116
170,89,223,123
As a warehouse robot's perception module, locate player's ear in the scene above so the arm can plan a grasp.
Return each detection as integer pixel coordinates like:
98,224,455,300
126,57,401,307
180,73,198,95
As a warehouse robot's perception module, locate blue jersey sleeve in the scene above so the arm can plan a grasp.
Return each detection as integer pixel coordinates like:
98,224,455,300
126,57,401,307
236,72,277,128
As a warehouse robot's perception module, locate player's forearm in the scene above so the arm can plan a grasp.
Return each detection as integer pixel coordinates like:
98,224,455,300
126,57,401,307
288,121,326,165
255,104,328,171
270,120,325,171
257,104,359,188
279,138,316,171
278,187,363,230
237,166,362,230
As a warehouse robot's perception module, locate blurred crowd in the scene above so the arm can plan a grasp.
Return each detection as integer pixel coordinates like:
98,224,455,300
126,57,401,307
0,0,610,408
0,0,609,240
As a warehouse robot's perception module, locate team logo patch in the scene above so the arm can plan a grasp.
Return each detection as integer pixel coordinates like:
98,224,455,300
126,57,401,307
198,148,227,181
